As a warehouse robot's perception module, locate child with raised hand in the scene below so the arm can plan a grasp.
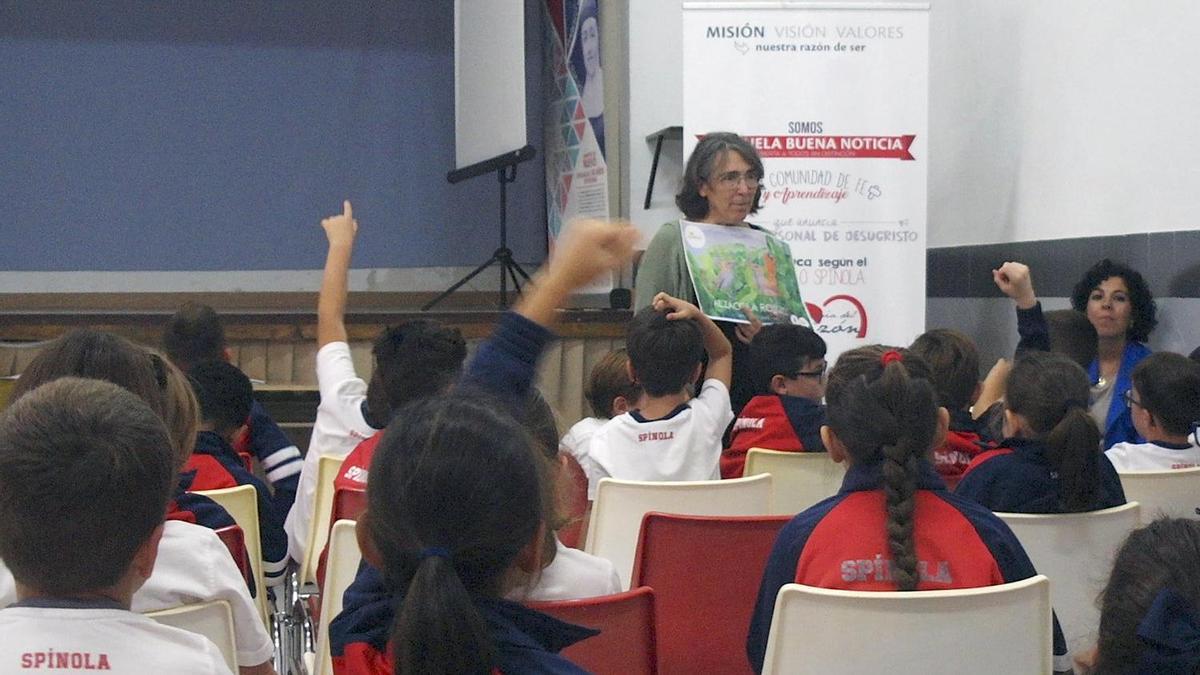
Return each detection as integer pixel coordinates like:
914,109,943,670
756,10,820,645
1079,517,1200,674
330,394,595,674
747,345,1070,673
1105,352,1200,471
0,378,232,674
582,291,734,496
723,324,827,478
956,352,1126,513
164,302,303,514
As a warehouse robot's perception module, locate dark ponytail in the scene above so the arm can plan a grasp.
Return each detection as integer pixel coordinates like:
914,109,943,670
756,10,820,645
365,393,546,675
1006,352,1101,512
825,346,938,591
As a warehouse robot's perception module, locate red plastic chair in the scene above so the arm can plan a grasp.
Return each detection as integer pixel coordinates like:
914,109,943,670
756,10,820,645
557,453,590,549
631,513,792,675
528,586,658,675
213,524,253,588
331,486,367,524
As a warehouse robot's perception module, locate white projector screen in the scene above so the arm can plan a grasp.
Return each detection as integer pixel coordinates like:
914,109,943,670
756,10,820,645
454,0,528,170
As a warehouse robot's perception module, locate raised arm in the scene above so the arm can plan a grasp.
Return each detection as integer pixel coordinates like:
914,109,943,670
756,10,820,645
652,292,733,389
993,261,1050,354
317,200,357,348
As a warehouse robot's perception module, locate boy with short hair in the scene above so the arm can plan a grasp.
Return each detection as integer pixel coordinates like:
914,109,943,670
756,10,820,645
583,293,734,498
909,328,996,489
722,324,827,478
560,348,643,467
0,378,232,673
164,302,302,513
1106,352,1200,470
187,360,289,587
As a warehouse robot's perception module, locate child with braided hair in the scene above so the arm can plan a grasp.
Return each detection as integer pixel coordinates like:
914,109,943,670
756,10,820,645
747,345,1071,673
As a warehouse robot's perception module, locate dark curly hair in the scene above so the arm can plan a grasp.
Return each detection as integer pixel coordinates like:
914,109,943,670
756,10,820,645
676,132,764,220
1070,259,1157,343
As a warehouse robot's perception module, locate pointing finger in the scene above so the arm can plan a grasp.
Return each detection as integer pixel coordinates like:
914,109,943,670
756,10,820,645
343,200,353,220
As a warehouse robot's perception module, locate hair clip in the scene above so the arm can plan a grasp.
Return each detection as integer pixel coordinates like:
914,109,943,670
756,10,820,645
880,350,903,366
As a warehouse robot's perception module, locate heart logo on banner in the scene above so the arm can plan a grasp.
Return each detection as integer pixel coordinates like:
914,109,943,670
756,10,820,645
805,294,869,339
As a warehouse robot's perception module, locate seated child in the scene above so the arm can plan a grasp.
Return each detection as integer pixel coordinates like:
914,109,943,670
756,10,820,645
288,201,470,564
187,359,290,587
560,348,643,467
746,346,1070,673
1105,352,1200,471
506,390,621,601
1079,517,1200,673
957,352,1126,513
909,329,996,489
329,394,596,674
583,292,734,497
164,302,303,514
0,378,231,674
723,324,827,478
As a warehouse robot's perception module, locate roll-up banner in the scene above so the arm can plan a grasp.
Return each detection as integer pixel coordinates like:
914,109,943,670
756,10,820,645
682,1,929,358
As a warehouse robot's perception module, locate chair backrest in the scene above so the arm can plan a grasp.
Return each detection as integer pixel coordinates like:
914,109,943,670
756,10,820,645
1117,468,1200,521
632,513,792,675
331,487,367,525
997,502,1141,655
761,577,1052,675
585,474,773,589
743,449,846,515
557,453,590,549
212,524,252,588
300,455,348,588
529,586,657,675
146,600,238,673
196,484,268,624
313,520,362,675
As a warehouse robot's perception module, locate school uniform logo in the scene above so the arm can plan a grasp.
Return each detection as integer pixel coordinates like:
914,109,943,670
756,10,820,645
840,554,953,584
637,431,676,443
21,651,111,670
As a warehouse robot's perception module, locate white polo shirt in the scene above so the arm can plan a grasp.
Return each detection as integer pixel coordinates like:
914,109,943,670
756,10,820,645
506,538,622,603
560,416,605,467
583,379,734,499
0,604,232,674
1106,438,1200,471
284,341,379,564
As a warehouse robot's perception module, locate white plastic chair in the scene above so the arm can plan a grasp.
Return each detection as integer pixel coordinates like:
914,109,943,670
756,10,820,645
310,520,362,675
1117,468,1200,521
761,576,1052,675
197,484,268,624
147,599,238,673
744,449,846,514
998,502,1140,655
299,455,348,589
584,474,772,589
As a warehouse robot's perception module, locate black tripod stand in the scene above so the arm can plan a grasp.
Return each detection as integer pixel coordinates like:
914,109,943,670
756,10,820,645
423,146,535,310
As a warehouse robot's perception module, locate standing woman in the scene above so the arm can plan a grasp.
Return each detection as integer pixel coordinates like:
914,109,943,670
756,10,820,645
994,259,1157,448
635,132,766,412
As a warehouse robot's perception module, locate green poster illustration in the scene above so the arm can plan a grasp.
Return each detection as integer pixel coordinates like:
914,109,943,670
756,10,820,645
680,221,813,326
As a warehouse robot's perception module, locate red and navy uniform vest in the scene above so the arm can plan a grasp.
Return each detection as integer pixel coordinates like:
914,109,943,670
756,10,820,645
933,409,997,490
955,437,1127,514
328,563,596,675
723,394,826,478
747,460,1069,672
334,435,381,494
232,399,302,513
187,430,289,586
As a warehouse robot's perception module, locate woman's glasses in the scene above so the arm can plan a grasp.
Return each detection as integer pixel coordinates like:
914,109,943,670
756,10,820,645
713,171,761,190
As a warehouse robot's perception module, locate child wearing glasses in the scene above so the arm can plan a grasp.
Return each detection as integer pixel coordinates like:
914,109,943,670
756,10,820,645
721,324,827,478
908,329,997,490
1104,352,1200,471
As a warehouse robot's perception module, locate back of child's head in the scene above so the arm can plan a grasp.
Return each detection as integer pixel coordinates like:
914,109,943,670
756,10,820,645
153,350,201,470
586,348,642,418
1094,517,1200,674
750,324,827,395
0,377,175,596
823,345,938,591
12,329,165,415
365,319,468,427
625,306,705,397
189,359,254,438
1130,352,1200,438
1043,309,1098,369
162,302,226,370
1005,352,1100,512
364,392,547,675
908,329,978,411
